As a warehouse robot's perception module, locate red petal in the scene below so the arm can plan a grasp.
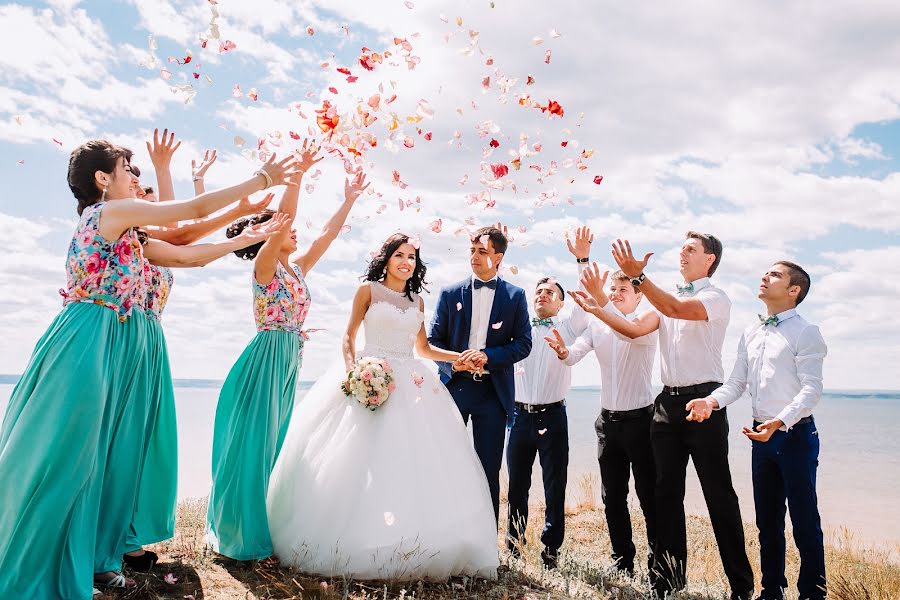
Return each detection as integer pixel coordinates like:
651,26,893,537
593,175,603,184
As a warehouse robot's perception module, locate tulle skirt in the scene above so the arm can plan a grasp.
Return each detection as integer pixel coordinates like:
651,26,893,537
206,330,302,560
126,317,177,549
266,357,499,581
0,302,149,598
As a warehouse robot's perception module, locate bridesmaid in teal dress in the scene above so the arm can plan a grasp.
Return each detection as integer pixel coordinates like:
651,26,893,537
123,134,275,571
207,141,369,560
0,139,297,598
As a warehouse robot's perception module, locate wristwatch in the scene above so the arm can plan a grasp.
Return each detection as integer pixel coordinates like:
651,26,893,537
630,273,646,286
576,257,590,264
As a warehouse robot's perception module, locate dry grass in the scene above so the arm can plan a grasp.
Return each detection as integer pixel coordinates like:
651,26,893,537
97,475,900,599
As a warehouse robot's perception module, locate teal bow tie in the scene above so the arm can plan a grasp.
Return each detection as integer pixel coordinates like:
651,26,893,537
532,317,554,328
676,282,694,295
759,314,779,327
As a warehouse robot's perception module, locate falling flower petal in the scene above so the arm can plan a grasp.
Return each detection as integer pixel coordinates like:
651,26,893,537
234,135,245,146
306,26,315,36
404,0,414,8
550,28,562,38
340,224,351,235
232,84,242,98
544,49,552,64
532,36,544,45
247,88,258,101
429,218,442,233
509,265,519,275
490,163,509,179
593,175,603,184
412,372,424,386
384,511,396,525
456,302,463,311
164,573,178,585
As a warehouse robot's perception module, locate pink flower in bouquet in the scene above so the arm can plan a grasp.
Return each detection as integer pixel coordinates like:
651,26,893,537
380,359,391,370
388,382,397,393
362,370,373,382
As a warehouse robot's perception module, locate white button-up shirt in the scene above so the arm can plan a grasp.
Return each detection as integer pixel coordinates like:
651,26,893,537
658,277,731,387
565,303,658,411
468,275,497,352
513,297,590,406
710,309,827,430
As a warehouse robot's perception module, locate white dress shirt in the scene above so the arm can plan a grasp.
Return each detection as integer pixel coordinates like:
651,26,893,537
658,277,731,386
710,309,827,430
513,302,589,406
565,303,658,411
468,275,497,352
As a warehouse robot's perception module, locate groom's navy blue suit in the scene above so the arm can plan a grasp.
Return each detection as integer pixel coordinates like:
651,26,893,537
429,277,532,521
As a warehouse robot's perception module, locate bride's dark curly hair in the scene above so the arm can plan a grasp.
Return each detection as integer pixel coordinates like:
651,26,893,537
364,233,428,300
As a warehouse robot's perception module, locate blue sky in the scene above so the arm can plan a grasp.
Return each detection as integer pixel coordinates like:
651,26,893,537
1,0,899,389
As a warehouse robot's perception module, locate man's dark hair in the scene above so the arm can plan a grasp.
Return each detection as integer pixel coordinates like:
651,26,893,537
536,277,565,300
471,226,508,255
774,260,811,305
686,231,723,277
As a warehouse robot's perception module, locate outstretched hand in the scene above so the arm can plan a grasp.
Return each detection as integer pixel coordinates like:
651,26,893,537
611,239,653,278
234,212,291,246
570,290,602,313
257,154,301,188
566,226,594,260
344,171,370,201
295,138,324,173
580,262,609,305
237,193,274,215
146,128,182,168
191,149,217,179
543,329,569,360
742,419,783,442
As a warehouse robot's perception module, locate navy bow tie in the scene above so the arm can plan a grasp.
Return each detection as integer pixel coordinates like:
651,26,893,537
474,279,497,290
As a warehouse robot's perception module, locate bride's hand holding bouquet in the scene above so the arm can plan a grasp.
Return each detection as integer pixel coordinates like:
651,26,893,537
341,357,396,411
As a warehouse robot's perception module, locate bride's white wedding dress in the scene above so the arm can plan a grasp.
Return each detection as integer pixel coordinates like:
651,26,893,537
266,282,499,580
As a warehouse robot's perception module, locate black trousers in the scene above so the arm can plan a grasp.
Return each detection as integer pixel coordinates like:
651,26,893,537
650,388,754,596
753,420,826,600
595,406,657,573
506,403,568,554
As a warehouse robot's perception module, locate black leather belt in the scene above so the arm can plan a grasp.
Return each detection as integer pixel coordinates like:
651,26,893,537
515,400,564,414
661,382,721,396
753,416,813,429
601,405,653,422
454,370,491,381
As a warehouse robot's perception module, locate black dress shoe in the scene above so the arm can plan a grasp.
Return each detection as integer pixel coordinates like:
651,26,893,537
122,550,158,572
730,590,754,600
540,548,558,569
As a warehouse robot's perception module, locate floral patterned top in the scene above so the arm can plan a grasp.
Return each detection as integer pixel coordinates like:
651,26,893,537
253,262,311,336
145,265,174,321
61,202,146,321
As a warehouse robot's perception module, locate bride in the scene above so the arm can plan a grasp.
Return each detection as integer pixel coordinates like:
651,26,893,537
266,233,499,580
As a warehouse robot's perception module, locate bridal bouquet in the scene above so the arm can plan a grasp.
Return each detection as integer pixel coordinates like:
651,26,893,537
341,357,396,411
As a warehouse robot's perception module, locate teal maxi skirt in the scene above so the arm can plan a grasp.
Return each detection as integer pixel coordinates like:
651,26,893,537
0,302,149,599
206,329,301,560
125,317,177,550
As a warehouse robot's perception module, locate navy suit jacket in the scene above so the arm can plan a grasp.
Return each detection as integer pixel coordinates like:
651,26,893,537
428,277,532,415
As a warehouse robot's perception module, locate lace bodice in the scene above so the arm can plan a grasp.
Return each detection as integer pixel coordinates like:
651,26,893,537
361,282,424,359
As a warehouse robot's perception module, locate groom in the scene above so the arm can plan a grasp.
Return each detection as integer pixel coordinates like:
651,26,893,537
429,226,532,522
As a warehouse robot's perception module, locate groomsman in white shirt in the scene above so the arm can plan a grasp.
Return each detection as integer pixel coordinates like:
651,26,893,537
557,267,659,577
573,233,754,599
686,261,827,600
505,227,593,569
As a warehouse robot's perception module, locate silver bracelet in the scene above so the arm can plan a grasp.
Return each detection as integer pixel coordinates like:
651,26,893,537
254,169,273,189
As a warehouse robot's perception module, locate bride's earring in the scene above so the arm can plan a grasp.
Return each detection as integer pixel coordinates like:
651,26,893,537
100,186,108,202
